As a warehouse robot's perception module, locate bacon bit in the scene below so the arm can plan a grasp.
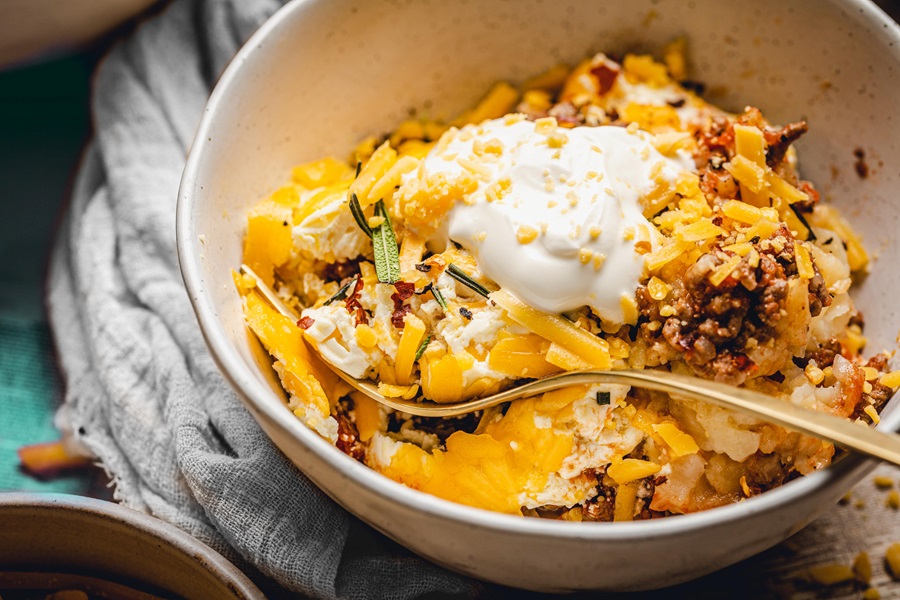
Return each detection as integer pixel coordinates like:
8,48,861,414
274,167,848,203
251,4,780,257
345,276,368,325
764,121,808,168
699,116,736,153
297,316,315,329
793,180,821,212
710,126,735,150
590,60,620,95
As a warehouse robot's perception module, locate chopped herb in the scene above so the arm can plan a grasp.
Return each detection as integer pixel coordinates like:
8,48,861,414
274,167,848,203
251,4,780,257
348,192,373,238
749,235,761,244
414,333,432,362
355,161,362,178
446,264,490,298
324,277,357,306
788,203,817,241
431,285,448,311
372,200,401,284
415,263,432,273
596,391,611,406
459,307,473,320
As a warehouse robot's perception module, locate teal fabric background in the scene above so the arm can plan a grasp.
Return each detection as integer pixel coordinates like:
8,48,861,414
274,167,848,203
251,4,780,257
0,55,94,493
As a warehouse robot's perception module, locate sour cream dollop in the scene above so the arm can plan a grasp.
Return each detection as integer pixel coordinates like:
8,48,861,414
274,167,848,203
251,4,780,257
409,116,692,324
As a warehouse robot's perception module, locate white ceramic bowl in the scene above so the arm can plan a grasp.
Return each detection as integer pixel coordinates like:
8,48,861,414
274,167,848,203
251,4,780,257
0,493,265,599
177,0,900,592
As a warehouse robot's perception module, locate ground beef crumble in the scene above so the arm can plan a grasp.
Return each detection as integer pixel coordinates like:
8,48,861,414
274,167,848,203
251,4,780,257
850,354,895,422
335,412,366,462
794,337,841,369
638,227,832,384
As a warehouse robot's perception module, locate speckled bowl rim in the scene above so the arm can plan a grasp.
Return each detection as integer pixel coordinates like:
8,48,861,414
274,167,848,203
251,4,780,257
177,0,900,545
0,492,265,598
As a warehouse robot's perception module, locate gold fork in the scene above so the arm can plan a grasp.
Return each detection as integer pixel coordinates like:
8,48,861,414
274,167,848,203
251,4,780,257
241,263,900,466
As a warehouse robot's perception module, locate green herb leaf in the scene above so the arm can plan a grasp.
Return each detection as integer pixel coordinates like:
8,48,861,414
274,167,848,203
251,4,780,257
324,277,356,306
349,192,373,238
431,285,448,312
414,333,432,362
372,200,401,284
596,391,611,406
446,264,490,298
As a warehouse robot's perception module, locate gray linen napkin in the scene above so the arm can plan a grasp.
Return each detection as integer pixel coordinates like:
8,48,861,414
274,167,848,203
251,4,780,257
46,1,480,597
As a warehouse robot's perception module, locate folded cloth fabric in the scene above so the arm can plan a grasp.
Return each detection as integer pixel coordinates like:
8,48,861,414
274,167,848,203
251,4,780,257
46,1,481,598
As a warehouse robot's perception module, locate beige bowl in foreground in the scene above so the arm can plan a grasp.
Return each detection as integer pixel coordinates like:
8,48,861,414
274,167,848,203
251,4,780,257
177,0,900,592
0,493,264,599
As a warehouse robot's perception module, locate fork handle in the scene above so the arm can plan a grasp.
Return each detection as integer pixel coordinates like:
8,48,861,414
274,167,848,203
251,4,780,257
572,369,900,465
239,263,900,467
380,368,900,467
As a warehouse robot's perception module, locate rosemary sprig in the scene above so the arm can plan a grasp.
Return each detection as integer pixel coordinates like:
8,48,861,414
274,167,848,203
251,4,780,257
788,203,817,241
414,333,432,362
355,161,362,178
446,264,490,298
348,192,373,238
596,391,611,406
431,285,448,311
323,276,357,306
372,200,401,284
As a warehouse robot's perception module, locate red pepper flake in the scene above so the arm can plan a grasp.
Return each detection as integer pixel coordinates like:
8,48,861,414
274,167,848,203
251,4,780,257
393,281,416,300
297,316,315,329
345,276,368,325
390,281,416,328
590,60,620,95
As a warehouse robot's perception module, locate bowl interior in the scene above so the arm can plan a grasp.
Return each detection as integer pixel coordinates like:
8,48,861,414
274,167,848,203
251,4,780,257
178,0,900,561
